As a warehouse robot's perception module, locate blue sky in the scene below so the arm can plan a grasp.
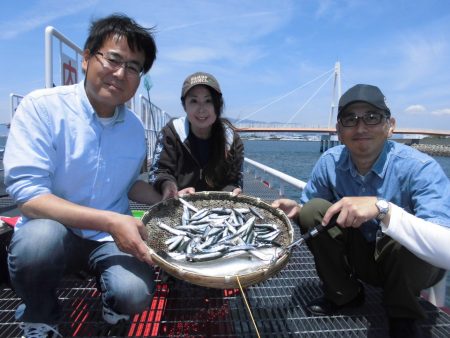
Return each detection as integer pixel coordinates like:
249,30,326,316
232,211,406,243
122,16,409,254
1,0,450,131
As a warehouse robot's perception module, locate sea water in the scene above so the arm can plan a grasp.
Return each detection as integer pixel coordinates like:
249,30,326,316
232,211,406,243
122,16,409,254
244,139,450,308
244,140,450,184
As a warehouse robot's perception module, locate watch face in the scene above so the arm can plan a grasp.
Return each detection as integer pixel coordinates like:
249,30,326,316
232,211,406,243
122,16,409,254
378,200,389,209
376,199,389,220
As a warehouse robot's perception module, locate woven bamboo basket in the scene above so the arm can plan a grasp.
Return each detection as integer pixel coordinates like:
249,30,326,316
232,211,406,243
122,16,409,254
142,191,294,289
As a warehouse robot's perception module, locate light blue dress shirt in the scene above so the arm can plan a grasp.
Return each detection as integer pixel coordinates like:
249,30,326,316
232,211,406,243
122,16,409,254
4,81,146,241
300,140,450,242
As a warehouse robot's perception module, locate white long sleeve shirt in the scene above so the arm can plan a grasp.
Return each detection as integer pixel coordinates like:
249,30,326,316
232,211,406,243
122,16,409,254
381,203,450,270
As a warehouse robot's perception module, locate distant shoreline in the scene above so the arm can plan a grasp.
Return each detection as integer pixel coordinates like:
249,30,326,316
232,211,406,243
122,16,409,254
242,137,450,157
410,144,450,157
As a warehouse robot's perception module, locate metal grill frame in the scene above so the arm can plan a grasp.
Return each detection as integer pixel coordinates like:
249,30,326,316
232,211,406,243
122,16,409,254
2,245,450,337
1,177,450,337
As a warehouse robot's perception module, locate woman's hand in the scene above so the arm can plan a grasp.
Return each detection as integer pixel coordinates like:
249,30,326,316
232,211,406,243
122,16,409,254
161,181,178,200
178,187,196,196
231,187,242,196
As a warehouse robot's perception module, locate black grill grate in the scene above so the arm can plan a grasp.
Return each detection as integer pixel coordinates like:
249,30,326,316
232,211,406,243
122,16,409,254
3,245,450,337
1,176,450,337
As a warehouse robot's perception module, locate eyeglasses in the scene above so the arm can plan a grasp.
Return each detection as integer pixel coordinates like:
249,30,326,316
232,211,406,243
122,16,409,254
94,51,144,78
339,111,388,127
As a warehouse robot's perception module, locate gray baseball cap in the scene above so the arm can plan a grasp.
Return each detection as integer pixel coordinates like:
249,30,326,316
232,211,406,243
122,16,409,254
338,84,390,117
181,72,222,99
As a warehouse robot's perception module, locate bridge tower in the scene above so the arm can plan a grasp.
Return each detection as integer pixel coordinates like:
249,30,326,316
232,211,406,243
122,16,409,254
321,62,341,152
328,61,341,128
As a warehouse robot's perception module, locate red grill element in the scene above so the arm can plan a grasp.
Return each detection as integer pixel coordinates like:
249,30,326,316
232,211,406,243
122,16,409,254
128,283,168,337
68,289,101,336
157,284,240,337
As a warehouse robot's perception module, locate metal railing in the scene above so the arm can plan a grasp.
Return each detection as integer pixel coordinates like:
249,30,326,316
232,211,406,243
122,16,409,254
10,26,170,171
9,94,24,119
244,157,306,196
139,95,171,167
45,26,83,88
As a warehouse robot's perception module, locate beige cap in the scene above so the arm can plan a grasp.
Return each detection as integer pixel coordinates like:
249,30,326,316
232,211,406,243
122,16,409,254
181,72,222,99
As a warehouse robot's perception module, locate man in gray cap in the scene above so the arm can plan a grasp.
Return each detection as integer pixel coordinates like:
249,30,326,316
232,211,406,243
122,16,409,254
273,84,450,337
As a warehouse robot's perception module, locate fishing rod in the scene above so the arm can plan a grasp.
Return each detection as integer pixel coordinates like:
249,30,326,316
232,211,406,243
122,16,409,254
274,213,339,261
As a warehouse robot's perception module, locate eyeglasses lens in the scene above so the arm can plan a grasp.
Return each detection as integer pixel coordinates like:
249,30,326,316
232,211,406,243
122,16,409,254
340,112,385,127
96,52,142,77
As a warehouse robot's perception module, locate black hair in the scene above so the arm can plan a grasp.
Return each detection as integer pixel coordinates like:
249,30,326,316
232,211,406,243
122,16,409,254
203,89,239,188
204,117,241,189
84,13,157,73
182,85,239,189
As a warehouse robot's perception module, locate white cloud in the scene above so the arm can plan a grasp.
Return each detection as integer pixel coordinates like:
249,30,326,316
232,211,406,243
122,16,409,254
160,10,280,34
431,108,450,116
404,105,426,114
391,32,448,90
403,105,450,117
315,0,334,18
0,0,99,39
167,47,219,63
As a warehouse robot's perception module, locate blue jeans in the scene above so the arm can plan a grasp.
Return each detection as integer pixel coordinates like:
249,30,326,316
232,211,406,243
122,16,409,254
8,219,155,324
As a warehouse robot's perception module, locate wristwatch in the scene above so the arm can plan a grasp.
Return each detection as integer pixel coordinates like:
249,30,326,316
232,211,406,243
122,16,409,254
375,198,390,221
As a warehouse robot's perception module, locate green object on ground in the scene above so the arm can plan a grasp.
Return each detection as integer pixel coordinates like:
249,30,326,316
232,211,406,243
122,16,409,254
132,210,145,219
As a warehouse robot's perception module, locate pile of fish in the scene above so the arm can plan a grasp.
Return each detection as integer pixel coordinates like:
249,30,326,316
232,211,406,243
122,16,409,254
157,198,283,263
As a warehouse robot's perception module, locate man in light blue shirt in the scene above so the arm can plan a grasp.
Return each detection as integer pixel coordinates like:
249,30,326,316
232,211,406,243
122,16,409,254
273,84,449,338
4,14,161,337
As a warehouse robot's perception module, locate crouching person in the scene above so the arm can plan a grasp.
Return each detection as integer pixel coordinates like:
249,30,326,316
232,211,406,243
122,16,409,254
273,84,449,338
4,14,162,337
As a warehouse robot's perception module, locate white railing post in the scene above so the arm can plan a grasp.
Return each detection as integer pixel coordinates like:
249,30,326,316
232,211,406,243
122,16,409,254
9,93,24,119
44,26,83,88
45,26,54,88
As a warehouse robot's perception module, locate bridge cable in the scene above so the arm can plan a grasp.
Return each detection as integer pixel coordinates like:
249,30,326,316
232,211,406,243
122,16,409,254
235,67,334,125
287,71,335,124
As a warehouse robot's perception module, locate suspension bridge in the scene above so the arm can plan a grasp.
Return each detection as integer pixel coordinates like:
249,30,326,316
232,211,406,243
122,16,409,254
232,61,450,138
234,126,450,137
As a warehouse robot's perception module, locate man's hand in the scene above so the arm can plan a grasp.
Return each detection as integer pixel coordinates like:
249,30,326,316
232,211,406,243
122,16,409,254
19,194,156,265
272,198,302,219
323,196,380,228
106,214,154,265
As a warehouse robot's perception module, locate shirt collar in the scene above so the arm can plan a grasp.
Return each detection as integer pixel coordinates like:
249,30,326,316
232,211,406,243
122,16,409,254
337,149,359,178
76,80,126,124
115,105,126,123
76,80,95,121
371,141,391,178
337,141,391,179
